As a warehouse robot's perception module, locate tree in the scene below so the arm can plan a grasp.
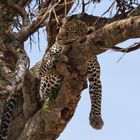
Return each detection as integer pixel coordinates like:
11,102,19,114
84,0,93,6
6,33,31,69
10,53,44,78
0,0,140,140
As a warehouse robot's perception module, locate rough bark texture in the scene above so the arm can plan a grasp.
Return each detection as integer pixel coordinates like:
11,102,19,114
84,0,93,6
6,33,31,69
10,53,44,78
0,1,140,140
18,63,85,140
7,15,140,139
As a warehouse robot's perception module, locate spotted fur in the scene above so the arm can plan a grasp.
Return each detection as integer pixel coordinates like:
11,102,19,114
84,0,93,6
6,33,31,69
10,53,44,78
39,41,63,77
39,73,62,101
87,57,103,129
0,95,16,140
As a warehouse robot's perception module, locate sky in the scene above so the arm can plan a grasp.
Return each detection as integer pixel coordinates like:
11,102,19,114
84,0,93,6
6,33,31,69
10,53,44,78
25,1,140,140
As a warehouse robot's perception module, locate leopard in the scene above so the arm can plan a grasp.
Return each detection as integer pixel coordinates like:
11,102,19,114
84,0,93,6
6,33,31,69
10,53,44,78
38,15,104,130
0,53,17,140
38,40,68,102
0,95,16,140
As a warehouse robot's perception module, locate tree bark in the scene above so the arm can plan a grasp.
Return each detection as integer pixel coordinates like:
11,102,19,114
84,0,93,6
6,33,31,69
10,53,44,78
0,1,140,140
8,15,140,140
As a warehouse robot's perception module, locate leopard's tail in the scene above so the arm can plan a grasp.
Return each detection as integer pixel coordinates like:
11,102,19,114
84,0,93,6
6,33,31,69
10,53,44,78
0,95,16,140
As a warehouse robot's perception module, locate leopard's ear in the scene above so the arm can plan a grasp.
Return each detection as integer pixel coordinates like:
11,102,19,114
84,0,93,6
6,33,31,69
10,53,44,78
58,17,67,28
87,27,95,35
57,20,63,28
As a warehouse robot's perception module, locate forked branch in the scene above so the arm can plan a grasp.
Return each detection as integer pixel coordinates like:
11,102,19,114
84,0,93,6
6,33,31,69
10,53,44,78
112,42,140,53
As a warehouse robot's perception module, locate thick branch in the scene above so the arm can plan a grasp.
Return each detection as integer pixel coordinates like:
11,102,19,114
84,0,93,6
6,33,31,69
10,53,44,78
7,71,39,140
66,16,140,58
18,63,85,140
7,14,140,140
22,71,39,119
1,3,140,140
95,16,140,52
0,49,29,97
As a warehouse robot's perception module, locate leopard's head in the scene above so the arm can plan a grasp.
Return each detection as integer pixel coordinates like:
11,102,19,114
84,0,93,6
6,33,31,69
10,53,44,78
57,17,95,44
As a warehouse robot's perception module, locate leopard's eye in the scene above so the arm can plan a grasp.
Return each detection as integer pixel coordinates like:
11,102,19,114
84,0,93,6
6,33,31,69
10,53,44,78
56,37,62,41
87,27,95,35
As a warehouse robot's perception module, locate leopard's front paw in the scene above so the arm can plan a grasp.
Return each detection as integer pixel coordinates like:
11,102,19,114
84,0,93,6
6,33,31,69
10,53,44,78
89,114,104,130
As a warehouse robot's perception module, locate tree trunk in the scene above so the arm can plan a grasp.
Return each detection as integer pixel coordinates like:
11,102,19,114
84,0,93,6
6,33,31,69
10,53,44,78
0,1,140,140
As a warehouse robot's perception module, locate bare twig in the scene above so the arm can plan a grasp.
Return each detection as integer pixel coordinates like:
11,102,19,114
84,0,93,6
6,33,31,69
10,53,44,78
35,0,62,27
17,0,62,41
112,42,140,53
53,8,60,24
93,1,116,25
112,41,140,62
17,0,74,42
82,0,85,14
64,0,67,17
